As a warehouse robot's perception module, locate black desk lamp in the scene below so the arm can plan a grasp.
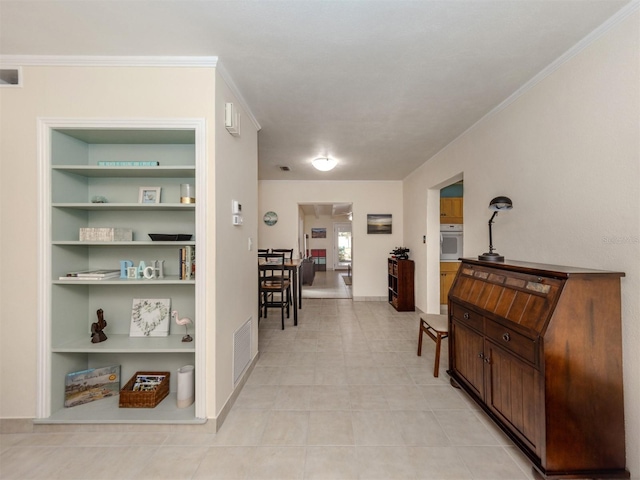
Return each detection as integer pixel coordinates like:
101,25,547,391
478,196,513,262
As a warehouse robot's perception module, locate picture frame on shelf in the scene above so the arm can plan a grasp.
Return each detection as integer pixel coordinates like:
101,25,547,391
139,186,161,204
130,298,171,337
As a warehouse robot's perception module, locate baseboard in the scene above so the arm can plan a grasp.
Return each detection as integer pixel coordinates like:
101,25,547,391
213,350,260,431
0,418,34,434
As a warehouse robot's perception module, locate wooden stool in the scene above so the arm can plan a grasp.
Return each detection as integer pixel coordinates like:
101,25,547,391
417,314,449,377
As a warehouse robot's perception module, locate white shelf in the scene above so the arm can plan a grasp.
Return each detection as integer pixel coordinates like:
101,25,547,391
34,393,204,425
53,241,196,246
53,203,195,211
53,334,196,353
53,276,194,285
53,165,195,178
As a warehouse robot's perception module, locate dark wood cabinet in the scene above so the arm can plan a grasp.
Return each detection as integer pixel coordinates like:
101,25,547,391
387,258,414,311
448,258,628,479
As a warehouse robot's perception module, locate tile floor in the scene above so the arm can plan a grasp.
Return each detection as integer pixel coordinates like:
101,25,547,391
302,270,352,299
0,299,538,480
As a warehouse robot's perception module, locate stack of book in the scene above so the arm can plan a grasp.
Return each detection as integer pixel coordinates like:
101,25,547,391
59,269,120,281
179,246,195,280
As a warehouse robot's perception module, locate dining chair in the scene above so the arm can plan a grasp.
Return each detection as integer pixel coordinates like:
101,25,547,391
271,248,294,305
258,252,291,329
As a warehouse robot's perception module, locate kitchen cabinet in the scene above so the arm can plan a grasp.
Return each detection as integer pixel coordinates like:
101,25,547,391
448,258,628,479
440,197,463,224
439,261,460,304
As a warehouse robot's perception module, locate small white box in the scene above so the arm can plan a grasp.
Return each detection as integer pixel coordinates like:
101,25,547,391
79,228,133,242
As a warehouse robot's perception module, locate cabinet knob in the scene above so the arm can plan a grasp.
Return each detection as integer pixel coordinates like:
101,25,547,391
463,313,470,320
478,352,484,359
484,356,491,364
502,333,511,342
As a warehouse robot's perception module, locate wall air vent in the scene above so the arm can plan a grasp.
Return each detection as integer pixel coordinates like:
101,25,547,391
0,67,21,87
233,318,252,385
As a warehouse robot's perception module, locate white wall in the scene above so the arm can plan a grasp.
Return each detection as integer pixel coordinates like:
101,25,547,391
259,181,402,300
404,12,639,475
213,70,259,416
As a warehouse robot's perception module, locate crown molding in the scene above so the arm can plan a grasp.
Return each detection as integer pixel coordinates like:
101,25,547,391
0,55,218,67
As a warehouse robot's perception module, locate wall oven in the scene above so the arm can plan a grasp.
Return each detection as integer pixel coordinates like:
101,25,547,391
440,224,463,261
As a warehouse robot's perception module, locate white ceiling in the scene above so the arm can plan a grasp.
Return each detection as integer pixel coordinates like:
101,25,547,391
0,1,632,181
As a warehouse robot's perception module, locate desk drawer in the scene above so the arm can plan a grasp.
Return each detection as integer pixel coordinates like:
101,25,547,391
451,303,483,333
485,320,537,365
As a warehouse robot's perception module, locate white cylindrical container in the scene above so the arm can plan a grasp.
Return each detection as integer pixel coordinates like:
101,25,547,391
180,184,195,204
176,365,195,408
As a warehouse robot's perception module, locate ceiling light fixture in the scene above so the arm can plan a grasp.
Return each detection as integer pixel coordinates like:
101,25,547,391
312,157,337,171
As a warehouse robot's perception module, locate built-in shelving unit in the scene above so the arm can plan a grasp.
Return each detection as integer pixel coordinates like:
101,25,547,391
37,119,206,424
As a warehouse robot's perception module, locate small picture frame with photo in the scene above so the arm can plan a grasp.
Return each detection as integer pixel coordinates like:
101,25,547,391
139,186,161,204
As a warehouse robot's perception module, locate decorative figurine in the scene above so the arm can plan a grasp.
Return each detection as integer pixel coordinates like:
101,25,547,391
90,308,108,343
172,310,193,342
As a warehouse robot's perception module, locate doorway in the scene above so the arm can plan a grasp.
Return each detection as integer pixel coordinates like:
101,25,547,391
334,222,352,270
439,180,463,312
298,202,353,299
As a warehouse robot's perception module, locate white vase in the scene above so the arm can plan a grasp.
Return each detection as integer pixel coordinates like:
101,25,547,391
176,365,194,408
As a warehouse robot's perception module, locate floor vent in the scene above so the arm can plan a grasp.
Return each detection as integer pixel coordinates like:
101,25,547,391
233,318,252,385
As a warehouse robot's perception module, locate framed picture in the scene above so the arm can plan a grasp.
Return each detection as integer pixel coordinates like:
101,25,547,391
129,298,171,337
139,186,161,204
367,214,392,234
311,227,326,238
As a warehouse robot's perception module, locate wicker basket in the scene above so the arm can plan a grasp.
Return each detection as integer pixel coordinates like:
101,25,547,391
119,371,170,408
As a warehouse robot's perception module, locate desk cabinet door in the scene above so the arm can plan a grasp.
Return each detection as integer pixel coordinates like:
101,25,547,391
485,341,541,457
451,320,485,399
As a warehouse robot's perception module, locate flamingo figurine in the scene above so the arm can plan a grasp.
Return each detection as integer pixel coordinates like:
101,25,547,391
172,310,193,342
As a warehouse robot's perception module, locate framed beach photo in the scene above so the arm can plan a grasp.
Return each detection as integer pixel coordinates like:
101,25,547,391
367,214,392,234
139,186,161,204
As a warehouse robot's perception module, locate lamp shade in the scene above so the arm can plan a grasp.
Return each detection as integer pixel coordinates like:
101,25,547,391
488,196,513,211
312,157,337,171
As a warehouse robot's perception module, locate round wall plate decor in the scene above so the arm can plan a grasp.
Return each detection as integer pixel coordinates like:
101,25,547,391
263,211,278,226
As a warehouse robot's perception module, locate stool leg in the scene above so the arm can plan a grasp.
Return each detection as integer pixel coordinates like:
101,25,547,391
433,333,442,377
417,321,424,356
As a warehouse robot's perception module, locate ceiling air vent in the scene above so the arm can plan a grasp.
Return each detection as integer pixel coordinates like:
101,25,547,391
279,166,291,172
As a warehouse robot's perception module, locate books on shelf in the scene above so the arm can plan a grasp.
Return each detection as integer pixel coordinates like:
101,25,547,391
59,269,120,280
97,161,159,166
64,365,120,408
179,245,196,280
